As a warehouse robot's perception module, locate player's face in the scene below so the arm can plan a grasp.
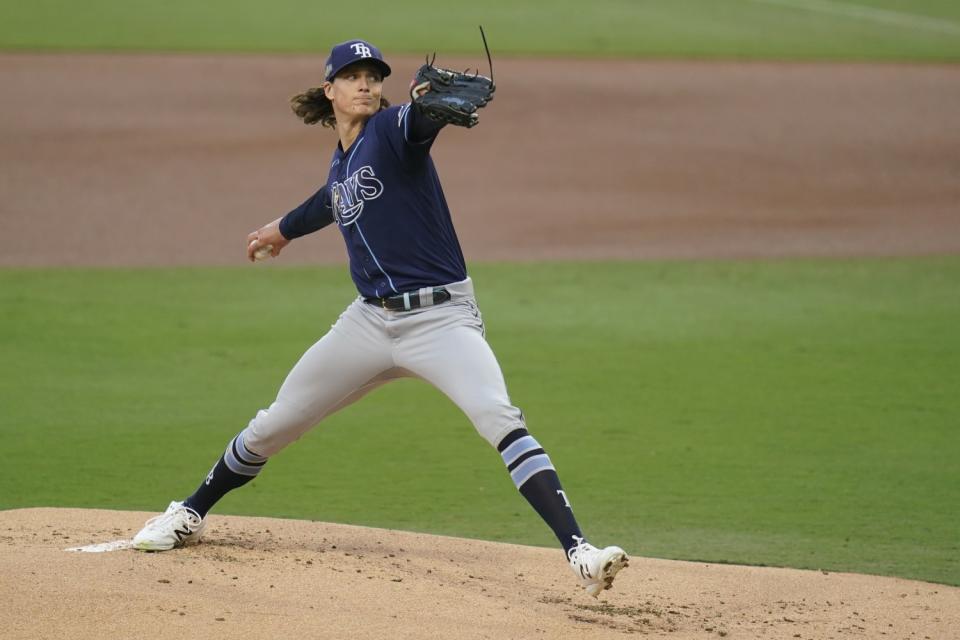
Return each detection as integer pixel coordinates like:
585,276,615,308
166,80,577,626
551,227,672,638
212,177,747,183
325,63,384,121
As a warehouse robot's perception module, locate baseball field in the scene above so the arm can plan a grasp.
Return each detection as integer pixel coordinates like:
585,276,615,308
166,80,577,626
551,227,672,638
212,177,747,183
2,1,959,638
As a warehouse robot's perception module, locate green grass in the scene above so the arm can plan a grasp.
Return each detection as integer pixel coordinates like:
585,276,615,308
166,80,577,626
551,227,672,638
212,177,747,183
1,0,959,60
1,258,958,585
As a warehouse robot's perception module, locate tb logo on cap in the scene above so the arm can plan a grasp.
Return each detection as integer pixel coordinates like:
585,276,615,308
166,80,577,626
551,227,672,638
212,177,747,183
350,42,373,58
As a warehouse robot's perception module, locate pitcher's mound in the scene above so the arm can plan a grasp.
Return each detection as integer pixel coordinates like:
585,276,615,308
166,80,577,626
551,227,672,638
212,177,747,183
1,508,955,639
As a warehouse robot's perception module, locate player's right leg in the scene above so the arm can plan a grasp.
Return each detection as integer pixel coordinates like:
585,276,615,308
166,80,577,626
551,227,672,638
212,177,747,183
133,299,395,551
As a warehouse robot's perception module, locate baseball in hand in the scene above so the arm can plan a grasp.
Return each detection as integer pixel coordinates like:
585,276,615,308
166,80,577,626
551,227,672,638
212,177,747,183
254,244,274,261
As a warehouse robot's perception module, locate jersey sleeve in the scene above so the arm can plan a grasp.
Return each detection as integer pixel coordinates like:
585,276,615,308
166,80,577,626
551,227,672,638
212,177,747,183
279,186,335,239
374,104,446,162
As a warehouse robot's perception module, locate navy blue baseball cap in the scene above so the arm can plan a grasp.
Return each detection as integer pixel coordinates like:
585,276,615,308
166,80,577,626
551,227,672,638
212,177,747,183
324,40,392,82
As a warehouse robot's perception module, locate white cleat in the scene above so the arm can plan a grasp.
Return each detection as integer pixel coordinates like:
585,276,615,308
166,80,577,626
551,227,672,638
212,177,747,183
568,536,629,597
132,501,206,551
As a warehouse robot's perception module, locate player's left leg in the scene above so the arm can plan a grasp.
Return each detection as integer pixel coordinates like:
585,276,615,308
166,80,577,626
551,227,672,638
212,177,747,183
394,292,627,595
399,308,583,549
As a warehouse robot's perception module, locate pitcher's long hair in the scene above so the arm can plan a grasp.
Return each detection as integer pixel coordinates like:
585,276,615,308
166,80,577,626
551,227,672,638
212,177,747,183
290,88,391,128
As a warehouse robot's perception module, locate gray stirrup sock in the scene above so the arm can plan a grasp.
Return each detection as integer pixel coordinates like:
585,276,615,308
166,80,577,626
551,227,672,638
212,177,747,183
498,428,584,555
183,431,268,518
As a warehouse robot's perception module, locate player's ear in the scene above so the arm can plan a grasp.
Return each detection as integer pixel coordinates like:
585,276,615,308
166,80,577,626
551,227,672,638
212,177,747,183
322,81,334,100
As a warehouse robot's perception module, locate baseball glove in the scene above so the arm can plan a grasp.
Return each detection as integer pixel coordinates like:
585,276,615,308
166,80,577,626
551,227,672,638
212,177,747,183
410,57,495,128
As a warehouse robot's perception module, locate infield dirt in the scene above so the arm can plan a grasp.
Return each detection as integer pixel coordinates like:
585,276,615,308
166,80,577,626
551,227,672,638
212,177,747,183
1,53,958,639
2,54,959,266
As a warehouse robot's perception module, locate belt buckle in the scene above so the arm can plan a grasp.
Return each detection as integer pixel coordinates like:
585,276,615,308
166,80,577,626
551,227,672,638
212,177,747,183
381,297,388,310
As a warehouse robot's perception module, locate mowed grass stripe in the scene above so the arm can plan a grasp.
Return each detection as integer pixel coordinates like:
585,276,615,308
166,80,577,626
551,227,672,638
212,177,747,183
0,258,957,585
1,0,959,60
755,0,960,35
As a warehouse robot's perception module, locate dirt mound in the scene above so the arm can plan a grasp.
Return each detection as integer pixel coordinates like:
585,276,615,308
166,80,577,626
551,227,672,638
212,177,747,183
2,508,956,639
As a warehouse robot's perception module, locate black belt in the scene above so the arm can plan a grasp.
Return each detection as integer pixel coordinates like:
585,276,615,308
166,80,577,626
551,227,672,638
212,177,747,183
364,287,451,311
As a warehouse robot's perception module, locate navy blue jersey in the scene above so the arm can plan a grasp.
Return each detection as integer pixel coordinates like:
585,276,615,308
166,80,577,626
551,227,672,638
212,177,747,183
279,104,467,298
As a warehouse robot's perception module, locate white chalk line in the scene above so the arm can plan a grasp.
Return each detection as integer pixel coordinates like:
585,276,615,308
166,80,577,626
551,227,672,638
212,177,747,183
753,0,960,36
65,539,133,553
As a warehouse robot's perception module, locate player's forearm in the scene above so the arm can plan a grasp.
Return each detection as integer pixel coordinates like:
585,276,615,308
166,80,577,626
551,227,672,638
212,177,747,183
407,105,446,143
279,189,335,239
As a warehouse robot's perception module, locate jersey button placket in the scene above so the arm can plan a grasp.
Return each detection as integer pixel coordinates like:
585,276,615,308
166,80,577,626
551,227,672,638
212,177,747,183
361,254,373,280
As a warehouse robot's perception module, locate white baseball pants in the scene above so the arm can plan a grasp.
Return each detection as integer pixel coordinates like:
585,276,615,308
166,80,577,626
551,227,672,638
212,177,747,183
240,278,526,458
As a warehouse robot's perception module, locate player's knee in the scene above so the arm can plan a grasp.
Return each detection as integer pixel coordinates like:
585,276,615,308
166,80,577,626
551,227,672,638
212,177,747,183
471,404,526,449
243,400,315,457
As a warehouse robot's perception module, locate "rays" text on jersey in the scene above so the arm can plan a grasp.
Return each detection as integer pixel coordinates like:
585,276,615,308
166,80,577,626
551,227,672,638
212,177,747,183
331,166,384,226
